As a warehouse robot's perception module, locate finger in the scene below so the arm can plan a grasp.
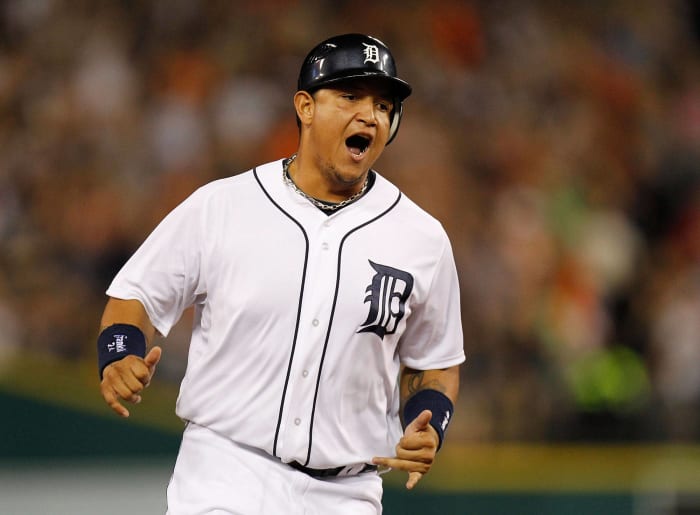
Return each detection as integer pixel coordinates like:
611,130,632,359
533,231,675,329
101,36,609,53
141,347,162,388
144,346,162,368
101,385,130,418
371,456,431,475
372,456,390,468
110,376,142,403
405,409,432,434
394,446,435,464
104,356,146,383
115,387,141,404
117,379,143,405
120,367,149,393
397,431,439,452
406,471,423,490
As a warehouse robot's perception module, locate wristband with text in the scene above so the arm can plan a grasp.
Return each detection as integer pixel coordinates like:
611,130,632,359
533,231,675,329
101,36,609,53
403,389,454,451
97,324,146,379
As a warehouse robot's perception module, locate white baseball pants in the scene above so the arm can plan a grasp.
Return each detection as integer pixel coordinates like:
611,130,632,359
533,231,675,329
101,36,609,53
166,423,383,514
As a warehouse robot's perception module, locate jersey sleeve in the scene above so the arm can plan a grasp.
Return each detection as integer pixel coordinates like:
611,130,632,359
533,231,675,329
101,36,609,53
106,189,206,337
399,235,466,370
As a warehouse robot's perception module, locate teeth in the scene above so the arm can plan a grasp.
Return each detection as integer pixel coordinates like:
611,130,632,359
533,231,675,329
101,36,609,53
347,135,370,158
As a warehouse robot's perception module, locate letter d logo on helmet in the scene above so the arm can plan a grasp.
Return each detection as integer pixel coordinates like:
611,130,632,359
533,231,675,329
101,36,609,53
298,34,412,144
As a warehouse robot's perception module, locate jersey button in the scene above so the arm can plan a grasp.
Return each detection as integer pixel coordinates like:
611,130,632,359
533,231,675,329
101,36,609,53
321,242,329,250
312,319,319,327
302,370,309,377
294,418,301,426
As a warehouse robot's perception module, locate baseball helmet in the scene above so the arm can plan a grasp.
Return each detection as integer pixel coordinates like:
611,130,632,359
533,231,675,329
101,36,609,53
297,34,412,144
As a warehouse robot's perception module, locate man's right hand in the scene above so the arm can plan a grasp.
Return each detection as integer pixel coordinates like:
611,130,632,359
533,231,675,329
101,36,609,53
100,346,162,417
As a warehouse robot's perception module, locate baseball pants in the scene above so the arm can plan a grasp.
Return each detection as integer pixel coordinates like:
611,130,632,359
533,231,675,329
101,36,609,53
166,422,383,514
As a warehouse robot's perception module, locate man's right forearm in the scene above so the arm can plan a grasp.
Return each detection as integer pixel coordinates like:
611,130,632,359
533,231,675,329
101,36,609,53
100,297,157,343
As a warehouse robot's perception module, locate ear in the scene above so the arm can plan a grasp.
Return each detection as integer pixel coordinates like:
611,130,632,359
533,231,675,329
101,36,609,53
294,91,314,126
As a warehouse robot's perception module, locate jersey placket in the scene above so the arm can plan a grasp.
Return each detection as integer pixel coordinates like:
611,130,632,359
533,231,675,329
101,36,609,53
276,215,340,465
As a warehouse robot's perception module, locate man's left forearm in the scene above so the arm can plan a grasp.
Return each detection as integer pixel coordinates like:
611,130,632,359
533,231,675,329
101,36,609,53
400,365,460,410
400,364,460,447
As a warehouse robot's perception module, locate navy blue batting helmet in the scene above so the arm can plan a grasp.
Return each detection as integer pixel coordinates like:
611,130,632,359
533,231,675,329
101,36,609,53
297,34,412,144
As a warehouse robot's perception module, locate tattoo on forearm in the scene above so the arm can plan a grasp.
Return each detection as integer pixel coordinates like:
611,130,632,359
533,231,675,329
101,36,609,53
406,371,424,395
406,370,447,395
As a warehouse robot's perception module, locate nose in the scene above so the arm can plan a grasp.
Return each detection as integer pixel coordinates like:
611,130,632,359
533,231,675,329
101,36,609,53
355,97,377,125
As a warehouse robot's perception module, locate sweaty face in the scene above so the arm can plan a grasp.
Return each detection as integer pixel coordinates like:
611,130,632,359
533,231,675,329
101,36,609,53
306,79,395,190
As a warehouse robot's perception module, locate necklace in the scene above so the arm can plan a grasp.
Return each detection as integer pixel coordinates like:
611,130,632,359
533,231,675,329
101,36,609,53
282,154,369,212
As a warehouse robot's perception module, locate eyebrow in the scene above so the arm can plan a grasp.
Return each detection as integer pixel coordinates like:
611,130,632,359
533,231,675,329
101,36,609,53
335,84,394,102
336,87,395,105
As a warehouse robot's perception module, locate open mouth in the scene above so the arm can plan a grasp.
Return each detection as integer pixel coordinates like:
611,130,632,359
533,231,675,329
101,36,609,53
346,134,371,157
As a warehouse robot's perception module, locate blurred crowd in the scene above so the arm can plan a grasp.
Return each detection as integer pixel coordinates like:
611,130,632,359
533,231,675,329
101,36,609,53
1,0,700,442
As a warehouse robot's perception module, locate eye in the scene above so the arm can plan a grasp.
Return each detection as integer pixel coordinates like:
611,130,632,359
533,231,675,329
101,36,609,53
342,93,357,101
377,101,392,113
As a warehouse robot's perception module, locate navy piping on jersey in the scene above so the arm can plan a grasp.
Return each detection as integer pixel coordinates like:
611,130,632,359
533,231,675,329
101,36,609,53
304,192,402,466
253,168,310,458
254,166,403,466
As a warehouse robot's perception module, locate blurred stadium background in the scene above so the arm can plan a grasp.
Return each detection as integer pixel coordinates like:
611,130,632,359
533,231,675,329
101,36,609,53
1,0,700,513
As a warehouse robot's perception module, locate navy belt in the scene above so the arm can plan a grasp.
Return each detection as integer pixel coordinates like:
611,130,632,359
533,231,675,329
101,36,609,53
288,461,378,478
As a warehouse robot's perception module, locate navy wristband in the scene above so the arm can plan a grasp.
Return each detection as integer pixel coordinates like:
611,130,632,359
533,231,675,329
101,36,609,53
97,324,147,379
403,389,454,451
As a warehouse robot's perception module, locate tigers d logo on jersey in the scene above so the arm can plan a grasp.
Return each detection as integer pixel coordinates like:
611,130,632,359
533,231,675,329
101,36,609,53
357,260,414,339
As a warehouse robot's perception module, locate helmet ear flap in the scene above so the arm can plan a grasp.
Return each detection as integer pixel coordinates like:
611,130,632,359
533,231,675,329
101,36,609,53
387,100,403,145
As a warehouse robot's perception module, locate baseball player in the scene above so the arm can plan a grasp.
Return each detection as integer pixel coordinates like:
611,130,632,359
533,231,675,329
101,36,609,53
98,33,465,514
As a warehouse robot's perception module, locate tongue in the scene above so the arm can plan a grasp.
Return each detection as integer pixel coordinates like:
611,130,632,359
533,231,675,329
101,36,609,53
348,145,363,156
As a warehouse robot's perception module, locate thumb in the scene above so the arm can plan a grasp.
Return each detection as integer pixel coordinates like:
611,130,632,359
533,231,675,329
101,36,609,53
406,409,432,434
144,345,162,368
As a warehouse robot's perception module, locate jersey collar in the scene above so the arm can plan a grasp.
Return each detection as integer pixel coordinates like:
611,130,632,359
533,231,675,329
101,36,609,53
255,159,401,226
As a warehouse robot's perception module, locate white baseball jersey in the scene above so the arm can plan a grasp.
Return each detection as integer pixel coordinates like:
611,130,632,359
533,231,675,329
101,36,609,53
107,158,465,469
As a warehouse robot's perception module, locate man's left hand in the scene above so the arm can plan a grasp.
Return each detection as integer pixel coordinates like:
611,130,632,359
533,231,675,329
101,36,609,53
372,409,439,489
